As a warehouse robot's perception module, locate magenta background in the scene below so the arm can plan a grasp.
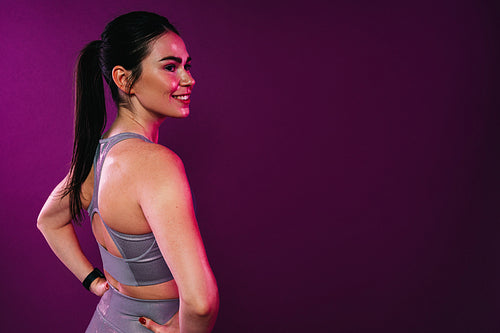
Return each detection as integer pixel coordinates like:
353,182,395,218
1,0,499,332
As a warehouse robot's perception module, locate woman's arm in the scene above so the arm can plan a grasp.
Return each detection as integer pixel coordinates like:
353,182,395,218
37,175,108,296
137,146,219,333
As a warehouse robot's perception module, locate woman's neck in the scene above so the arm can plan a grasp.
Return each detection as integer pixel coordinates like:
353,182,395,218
106,107,165,143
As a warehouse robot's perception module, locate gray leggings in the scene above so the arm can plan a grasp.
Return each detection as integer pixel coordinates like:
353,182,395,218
86,284,179,333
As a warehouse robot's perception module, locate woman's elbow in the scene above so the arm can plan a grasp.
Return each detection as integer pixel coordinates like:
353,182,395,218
199,289,219,317
36,210,59,233
186,286,219,317
36,213,48,232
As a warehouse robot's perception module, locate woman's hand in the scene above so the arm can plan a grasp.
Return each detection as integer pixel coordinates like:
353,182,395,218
89,277,109,297
139,312,179,332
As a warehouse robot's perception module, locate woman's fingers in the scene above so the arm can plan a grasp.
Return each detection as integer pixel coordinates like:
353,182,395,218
139,316,162,332
89,277,109,297
139,312,179,332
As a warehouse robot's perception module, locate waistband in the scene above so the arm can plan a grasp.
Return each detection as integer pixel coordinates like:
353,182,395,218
108,283,179,304
100,284,180,326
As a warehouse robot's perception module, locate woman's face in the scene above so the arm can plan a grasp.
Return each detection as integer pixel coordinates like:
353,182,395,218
131,32,195,119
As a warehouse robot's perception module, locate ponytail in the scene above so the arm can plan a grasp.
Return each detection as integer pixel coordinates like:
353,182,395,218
63,40,106,224
61,12,179,224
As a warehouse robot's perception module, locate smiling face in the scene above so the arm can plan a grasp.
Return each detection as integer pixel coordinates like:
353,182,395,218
130,32,195,119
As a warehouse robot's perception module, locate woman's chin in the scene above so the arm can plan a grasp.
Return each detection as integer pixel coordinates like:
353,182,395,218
177,108,190,118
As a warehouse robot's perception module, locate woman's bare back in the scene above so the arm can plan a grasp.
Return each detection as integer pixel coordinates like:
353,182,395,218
82,137,180,300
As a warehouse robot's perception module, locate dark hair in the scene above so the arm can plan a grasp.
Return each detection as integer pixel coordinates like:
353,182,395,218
63,11,179,224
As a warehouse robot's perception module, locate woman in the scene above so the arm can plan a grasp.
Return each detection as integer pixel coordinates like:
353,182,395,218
37,11,219,333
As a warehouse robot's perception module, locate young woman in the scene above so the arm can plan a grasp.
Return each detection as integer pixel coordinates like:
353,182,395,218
37,11,219,333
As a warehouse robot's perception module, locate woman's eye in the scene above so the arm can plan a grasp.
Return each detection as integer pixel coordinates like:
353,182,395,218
184,64,192,71
164,64,176,72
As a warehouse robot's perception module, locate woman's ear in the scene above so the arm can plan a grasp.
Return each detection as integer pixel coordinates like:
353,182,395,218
112,66,134,94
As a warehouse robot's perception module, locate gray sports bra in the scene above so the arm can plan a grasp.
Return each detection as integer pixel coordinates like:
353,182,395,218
87,132,174,286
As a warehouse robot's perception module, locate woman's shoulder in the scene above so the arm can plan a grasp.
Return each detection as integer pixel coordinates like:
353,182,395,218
111,139,190,200
110,138,185,178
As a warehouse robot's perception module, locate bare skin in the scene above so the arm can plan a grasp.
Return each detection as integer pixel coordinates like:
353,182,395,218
38,32,219,333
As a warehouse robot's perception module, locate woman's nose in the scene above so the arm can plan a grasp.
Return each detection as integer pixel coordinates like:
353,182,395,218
180,71,195,86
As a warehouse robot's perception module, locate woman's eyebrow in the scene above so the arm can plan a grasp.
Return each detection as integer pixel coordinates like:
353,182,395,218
159,56,192,63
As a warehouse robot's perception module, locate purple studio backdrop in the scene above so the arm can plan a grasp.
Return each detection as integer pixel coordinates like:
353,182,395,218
0,0,499,332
